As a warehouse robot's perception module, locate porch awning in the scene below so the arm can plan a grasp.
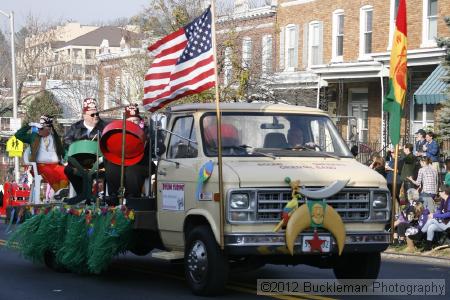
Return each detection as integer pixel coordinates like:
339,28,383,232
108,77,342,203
414,64,448,104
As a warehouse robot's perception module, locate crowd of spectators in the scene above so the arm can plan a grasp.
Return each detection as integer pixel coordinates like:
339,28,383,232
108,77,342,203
367,129,450,252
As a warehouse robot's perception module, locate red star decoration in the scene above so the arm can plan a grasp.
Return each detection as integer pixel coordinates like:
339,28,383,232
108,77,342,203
307,229,326,252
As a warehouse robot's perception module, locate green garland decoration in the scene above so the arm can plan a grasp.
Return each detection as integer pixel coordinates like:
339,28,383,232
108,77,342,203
87,209,134,274
31,209,64,264
7,205,136,275
57,213,89,274
7,213,45,262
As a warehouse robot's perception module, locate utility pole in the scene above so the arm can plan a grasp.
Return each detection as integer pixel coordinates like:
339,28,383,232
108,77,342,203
0,10,20,182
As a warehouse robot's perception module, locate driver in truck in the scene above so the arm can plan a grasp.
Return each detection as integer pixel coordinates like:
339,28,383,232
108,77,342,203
287,126,305,148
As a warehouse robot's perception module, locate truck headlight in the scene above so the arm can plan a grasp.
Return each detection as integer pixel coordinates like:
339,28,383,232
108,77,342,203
228,190,257,222
373,193,388,209
230,193,249,209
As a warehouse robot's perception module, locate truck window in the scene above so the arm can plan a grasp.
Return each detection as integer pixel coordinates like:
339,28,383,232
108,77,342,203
167,116,198,159
201,112,352,157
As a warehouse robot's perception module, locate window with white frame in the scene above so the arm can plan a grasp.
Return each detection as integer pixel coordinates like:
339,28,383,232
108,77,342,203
359,6,373,58
73,48,82,59
308,21,322,66
262,35,273,74
85,49,96,59
412,103,436,134
332,10,344,61
286,25,298,69
388,0,400,49
224,47,233,85
242,37,252,69
422,0,438,46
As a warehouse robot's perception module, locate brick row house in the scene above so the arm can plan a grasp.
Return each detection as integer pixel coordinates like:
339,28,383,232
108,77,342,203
218,0,450,148
97,45,149,119
216,0,277,101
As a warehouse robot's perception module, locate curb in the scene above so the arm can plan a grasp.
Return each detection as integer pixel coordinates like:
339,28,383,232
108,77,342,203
382,251,450,266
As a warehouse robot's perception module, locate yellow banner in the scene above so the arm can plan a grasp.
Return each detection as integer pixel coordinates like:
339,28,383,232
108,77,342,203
389,29,407,106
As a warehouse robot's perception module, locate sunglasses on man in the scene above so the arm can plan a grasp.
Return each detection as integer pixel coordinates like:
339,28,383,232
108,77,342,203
90,112,100,117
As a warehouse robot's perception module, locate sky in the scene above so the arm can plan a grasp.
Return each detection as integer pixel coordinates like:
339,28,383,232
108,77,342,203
0,0,151,31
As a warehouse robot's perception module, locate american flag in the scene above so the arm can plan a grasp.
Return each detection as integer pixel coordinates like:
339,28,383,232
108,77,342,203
143,7,215,112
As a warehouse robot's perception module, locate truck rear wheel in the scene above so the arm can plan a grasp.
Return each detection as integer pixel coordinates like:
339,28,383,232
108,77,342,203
129,230,155,256
44,250,67,273
185,225,229,296
333,252,381,279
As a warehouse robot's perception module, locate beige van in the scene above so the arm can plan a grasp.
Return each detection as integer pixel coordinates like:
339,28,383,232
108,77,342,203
135,103,390,295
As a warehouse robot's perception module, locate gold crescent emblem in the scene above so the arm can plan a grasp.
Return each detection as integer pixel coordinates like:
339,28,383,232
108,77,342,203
285,203,346,256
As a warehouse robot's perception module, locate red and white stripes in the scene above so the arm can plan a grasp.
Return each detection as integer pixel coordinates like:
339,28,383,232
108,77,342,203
143,27,215,112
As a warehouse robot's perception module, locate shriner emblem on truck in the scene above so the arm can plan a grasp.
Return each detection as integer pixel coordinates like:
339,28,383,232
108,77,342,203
274,177,348,256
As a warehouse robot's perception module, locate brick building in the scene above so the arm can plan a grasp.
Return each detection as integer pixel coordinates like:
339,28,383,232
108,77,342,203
97,46,148,118
216,0,278,101
274,0,450,146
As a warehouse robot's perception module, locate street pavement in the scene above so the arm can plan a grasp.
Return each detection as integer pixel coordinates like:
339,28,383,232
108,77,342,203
1,222,449,300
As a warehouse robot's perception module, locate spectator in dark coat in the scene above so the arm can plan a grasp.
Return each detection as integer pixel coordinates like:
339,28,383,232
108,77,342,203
401,143,416,191
63,98,107,200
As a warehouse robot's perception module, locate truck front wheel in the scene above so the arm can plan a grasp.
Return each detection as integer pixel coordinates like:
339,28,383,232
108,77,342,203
333,252,381,279
185,225,229,296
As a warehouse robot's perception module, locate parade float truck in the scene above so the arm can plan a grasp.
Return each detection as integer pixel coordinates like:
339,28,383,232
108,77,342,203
128,103,391,295
13,103,390,296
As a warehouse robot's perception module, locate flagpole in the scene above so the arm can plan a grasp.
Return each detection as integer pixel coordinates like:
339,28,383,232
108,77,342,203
390,144,399,242
210,0,225,249
384,0,407,244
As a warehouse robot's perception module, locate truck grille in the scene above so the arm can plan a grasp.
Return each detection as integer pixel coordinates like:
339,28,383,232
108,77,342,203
257,189,370,222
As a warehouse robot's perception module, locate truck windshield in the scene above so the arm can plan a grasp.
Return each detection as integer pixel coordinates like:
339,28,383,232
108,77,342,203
201,113,352,157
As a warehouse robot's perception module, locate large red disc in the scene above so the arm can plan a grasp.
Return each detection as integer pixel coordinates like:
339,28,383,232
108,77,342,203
100,120,146,166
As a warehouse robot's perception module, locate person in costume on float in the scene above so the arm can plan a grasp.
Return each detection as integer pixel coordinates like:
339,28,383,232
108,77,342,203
63,98,107,201
202,115,243,155
14,115,69,199
104,104,165,199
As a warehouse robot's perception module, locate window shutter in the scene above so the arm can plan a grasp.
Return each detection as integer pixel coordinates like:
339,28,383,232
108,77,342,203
302,23,309,68
293,25,299,69
248,39,253,67
279,26,285,71
318,21,324,64
262,35,266,72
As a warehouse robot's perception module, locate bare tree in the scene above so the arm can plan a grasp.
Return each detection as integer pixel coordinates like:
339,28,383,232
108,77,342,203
0,30,11,88
130,0,206,36
0,15,61,116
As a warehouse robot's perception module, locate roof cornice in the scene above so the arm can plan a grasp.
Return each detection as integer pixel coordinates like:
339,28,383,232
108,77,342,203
217,5,277,23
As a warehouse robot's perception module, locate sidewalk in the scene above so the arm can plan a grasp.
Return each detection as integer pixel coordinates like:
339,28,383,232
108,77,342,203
382,246,450,265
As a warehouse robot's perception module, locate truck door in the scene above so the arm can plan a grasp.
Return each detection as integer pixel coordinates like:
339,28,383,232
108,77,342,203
157,115,199,247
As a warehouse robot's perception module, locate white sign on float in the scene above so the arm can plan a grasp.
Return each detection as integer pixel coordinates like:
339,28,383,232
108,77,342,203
162,183,185,211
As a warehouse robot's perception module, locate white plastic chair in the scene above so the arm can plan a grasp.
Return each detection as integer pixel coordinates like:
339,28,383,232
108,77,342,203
23,147,42,204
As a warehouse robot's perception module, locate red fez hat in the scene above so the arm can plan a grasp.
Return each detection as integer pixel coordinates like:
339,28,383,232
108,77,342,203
82,98,98,112
125,104,141,119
